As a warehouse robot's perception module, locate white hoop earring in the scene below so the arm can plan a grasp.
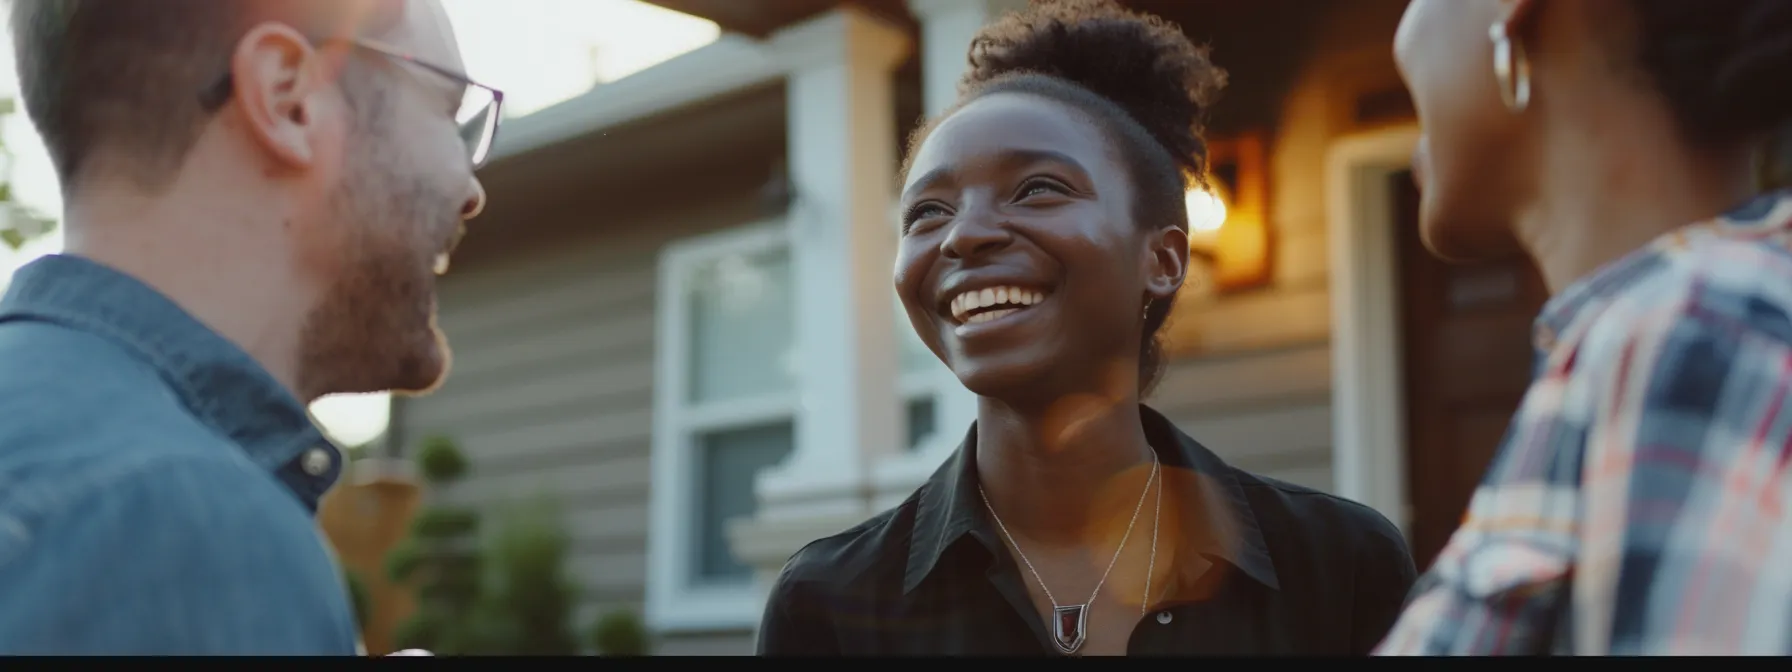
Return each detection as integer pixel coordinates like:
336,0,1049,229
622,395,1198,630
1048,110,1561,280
1489,22,1531,113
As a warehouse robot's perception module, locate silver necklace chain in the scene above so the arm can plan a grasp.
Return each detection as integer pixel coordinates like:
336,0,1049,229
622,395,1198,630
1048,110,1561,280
978,457,1163,623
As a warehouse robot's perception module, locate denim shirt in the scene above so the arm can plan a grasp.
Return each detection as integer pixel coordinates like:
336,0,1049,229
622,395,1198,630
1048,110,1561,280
0,255,359,655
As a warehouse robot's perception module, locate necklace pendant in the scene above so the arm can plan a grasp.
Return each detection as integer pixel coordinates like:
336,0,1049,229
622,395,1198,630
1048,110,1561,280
1051,604,1088,655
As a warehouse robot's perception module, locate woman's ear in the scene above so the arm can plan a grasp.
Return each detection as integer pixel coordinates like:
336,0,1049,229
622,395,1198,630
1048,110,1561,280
1145,226,1190,304
1499,0,1541,38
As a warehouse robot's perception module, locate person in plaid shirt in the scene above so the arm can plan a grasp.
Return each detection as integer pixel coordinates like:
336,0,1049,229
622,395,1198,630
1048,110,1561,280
1380,0,1792,656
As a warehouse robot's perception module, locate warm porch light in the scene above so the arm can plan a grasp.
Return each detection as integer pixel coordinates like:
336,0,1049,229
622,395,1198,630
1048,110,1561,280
1180,185,1228,304
1163,131,1276,356
1177,132,1272,299
1161,130,1275,354
1185,183,1230,253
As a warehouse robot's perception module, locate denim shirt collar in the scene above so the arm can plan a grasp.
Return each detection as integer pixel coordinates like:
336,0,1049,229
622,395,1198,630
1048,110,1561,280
0,254,341,506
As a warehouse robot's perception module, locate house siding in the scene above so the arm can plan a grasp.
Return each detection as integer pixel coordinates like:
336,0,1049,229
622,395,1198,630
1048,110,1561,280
1147,0,1410,493
392,182,770,655
1154,343,1334,489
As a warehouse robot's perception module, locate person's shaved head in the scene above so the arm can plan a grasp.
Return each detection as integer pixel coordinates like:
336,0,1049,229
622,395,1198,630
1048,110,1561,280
9,0,406,192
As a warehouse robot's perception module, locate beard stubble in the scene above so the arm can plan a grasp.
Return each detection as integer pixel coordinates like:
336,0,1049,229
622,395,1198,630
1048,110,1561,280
294,136,459,400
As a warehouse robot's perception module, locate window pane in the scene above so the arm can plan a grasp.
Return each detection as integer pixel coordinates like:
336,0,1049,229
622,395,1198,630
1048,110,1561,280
693,421,795,583
898,302,938,375
687,247,795,404
905,395,937,451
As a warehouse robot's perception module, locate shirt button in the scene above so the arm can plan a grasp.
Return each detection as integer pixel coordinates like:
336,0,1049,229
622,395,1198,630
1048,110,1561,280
1156,611,1173,625
301,448,334,477
1533,325,1557,351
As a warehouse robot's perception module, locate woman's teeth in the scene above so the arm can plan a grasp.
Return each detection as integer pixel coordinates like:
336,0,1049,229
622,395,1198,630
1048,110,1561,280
950,285,1046,324
964,308,1019,325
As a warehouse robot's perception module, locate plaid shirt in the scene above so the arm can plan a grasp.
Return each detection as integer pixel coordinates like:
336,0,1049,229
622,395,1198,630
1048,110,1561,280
1375,191,1792,656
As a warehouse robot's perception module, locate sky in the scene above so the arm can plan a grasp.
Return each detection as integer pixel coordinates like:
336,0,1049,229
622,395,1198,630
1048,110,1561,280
0,1,719,447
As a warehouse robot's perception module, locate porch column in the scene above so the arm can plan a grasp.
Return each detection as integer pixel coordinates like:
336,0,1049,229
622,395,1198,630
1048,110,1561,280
727,7,912,584
868,0,1030,507
910,0,1030,118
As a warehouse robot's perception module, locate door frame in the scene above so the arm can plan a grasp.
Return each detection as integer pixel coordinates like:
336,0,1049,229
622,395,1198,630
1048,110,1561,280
1326,124,1421,537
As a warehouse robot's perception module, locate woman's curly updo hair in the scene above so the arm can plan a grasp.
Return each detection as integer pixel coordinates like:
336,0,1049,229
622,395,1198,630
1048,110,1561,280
901,0,1228,396
1628,0,1792,145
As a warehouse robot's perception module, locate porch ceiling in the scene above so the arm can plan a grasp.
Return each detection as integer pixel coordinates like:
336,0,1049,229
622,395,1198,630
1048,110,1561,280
644,0,915,38
456,81,788,268
642,0,1331,41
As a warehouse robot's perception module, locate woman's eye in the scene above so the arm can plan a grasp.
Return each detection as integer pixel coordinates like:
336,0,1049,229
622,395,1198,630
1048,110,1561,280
1018,179,1067,199
902,203,950,230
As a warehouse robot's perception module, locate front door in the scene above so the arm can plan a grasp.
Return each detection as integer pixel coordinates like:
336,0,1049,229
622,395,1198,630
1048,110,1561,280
1391,169,1551,570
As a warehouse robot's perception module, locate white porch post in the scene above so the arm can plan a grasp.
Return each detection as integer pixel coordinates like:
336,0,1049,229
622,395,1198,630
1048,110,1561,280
910,0,1030,118
727,7,912,588
867,0,1030,508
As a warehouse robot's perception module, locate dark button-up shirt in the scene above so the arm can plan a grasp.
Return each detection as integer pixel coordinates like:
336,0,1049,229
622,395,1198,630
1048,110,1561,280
757,406,1417,656
0,255,359,655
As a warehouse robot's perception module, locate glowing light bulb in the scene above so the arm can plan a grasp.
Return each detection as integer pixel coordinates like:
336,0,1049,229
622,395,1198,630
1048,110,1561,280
1185,189,1228,233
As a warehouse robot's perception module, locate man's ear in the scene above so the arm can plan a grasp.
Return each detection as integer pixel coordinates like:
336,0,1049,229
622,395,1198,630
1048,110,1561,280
228,22,332,170
1145,226,1190,305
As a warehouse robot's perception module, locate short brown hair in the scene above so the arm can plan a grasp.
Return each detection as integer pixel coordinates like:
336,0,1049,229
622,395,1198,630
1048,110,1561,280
9,0,403,192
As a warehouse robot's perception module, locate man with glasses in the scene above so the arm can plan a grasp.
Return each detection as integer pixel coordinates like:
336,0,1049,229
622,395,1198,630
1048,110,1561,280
0,0,501,654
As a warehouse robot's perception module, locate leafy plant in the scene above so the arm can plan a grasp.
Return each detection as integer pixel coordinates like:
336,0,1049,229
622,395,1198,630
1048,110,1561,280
344,571,372,633
0,96,57,252
387,435,484,655
384,436,602,656
590,608,649,657
416,435,469,484
411,508,480,538
474,502,581,655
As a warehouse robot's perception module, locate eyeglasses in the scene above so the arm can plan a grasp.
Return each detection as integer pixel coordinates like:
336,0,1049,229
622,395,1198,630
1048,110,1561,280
200,38,506,169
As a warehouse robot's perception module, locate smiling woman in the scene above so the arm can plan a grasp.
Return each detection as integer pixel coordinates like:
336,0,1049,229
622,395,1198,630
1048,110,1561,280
755,0,1416,658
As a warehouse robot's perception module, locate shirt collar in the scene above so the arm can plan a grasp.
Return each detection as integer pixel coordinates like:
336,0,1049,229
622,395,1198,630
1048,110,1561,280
0,255,340,485
902,404,1281,595
1534,190,1792,353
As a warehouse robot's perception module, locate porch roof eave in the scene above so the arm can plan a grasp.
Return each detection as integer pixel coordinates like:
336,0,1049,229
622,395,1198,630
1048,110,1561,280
480,33,784,175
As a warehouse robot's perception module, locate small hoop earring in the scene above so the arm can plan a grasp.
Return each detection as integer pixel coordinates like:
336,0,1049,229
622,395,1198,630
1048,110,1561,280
1489,22,1531,113
1142,301,1152,322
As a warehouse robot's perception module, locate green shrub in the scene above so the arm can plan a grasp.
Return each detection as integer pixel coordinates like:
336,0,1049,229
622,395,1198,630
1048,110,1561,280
344,571,371,631
415,435,469,485
477,503,581,655
590,609,649,657
411,507,480,538
387,439,593,656
387,435,483,655
384,539,423,584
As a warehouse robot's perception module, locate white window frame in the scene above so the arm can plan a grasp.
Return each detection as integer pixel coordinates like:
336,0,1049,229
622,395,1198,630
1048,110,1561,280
898,372,938,448
647,220,799,633
866,327,972,513
897,313,957,453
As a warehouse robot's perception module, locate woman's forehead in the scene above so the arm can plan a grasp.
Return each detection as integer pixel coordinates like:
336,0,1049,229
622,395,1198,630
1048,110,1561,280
906,93,1120,188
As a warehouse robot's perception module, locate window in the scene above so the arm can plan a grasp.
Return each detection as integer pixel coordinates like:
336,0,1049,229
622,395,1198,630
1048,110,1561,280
649,222,955,632
899,307,948,451
649,223,799,632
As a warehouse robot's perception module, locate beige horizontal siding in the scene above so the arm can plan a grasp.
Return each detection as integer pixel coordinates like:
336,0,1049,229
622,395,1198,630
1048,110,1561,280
393,173,768,643
1153,342,1334,491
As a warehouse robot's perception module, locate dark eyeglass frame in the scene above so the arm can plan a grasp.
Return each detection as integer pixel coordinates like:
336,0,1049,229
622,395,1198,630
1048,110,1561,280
199,37,506,168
